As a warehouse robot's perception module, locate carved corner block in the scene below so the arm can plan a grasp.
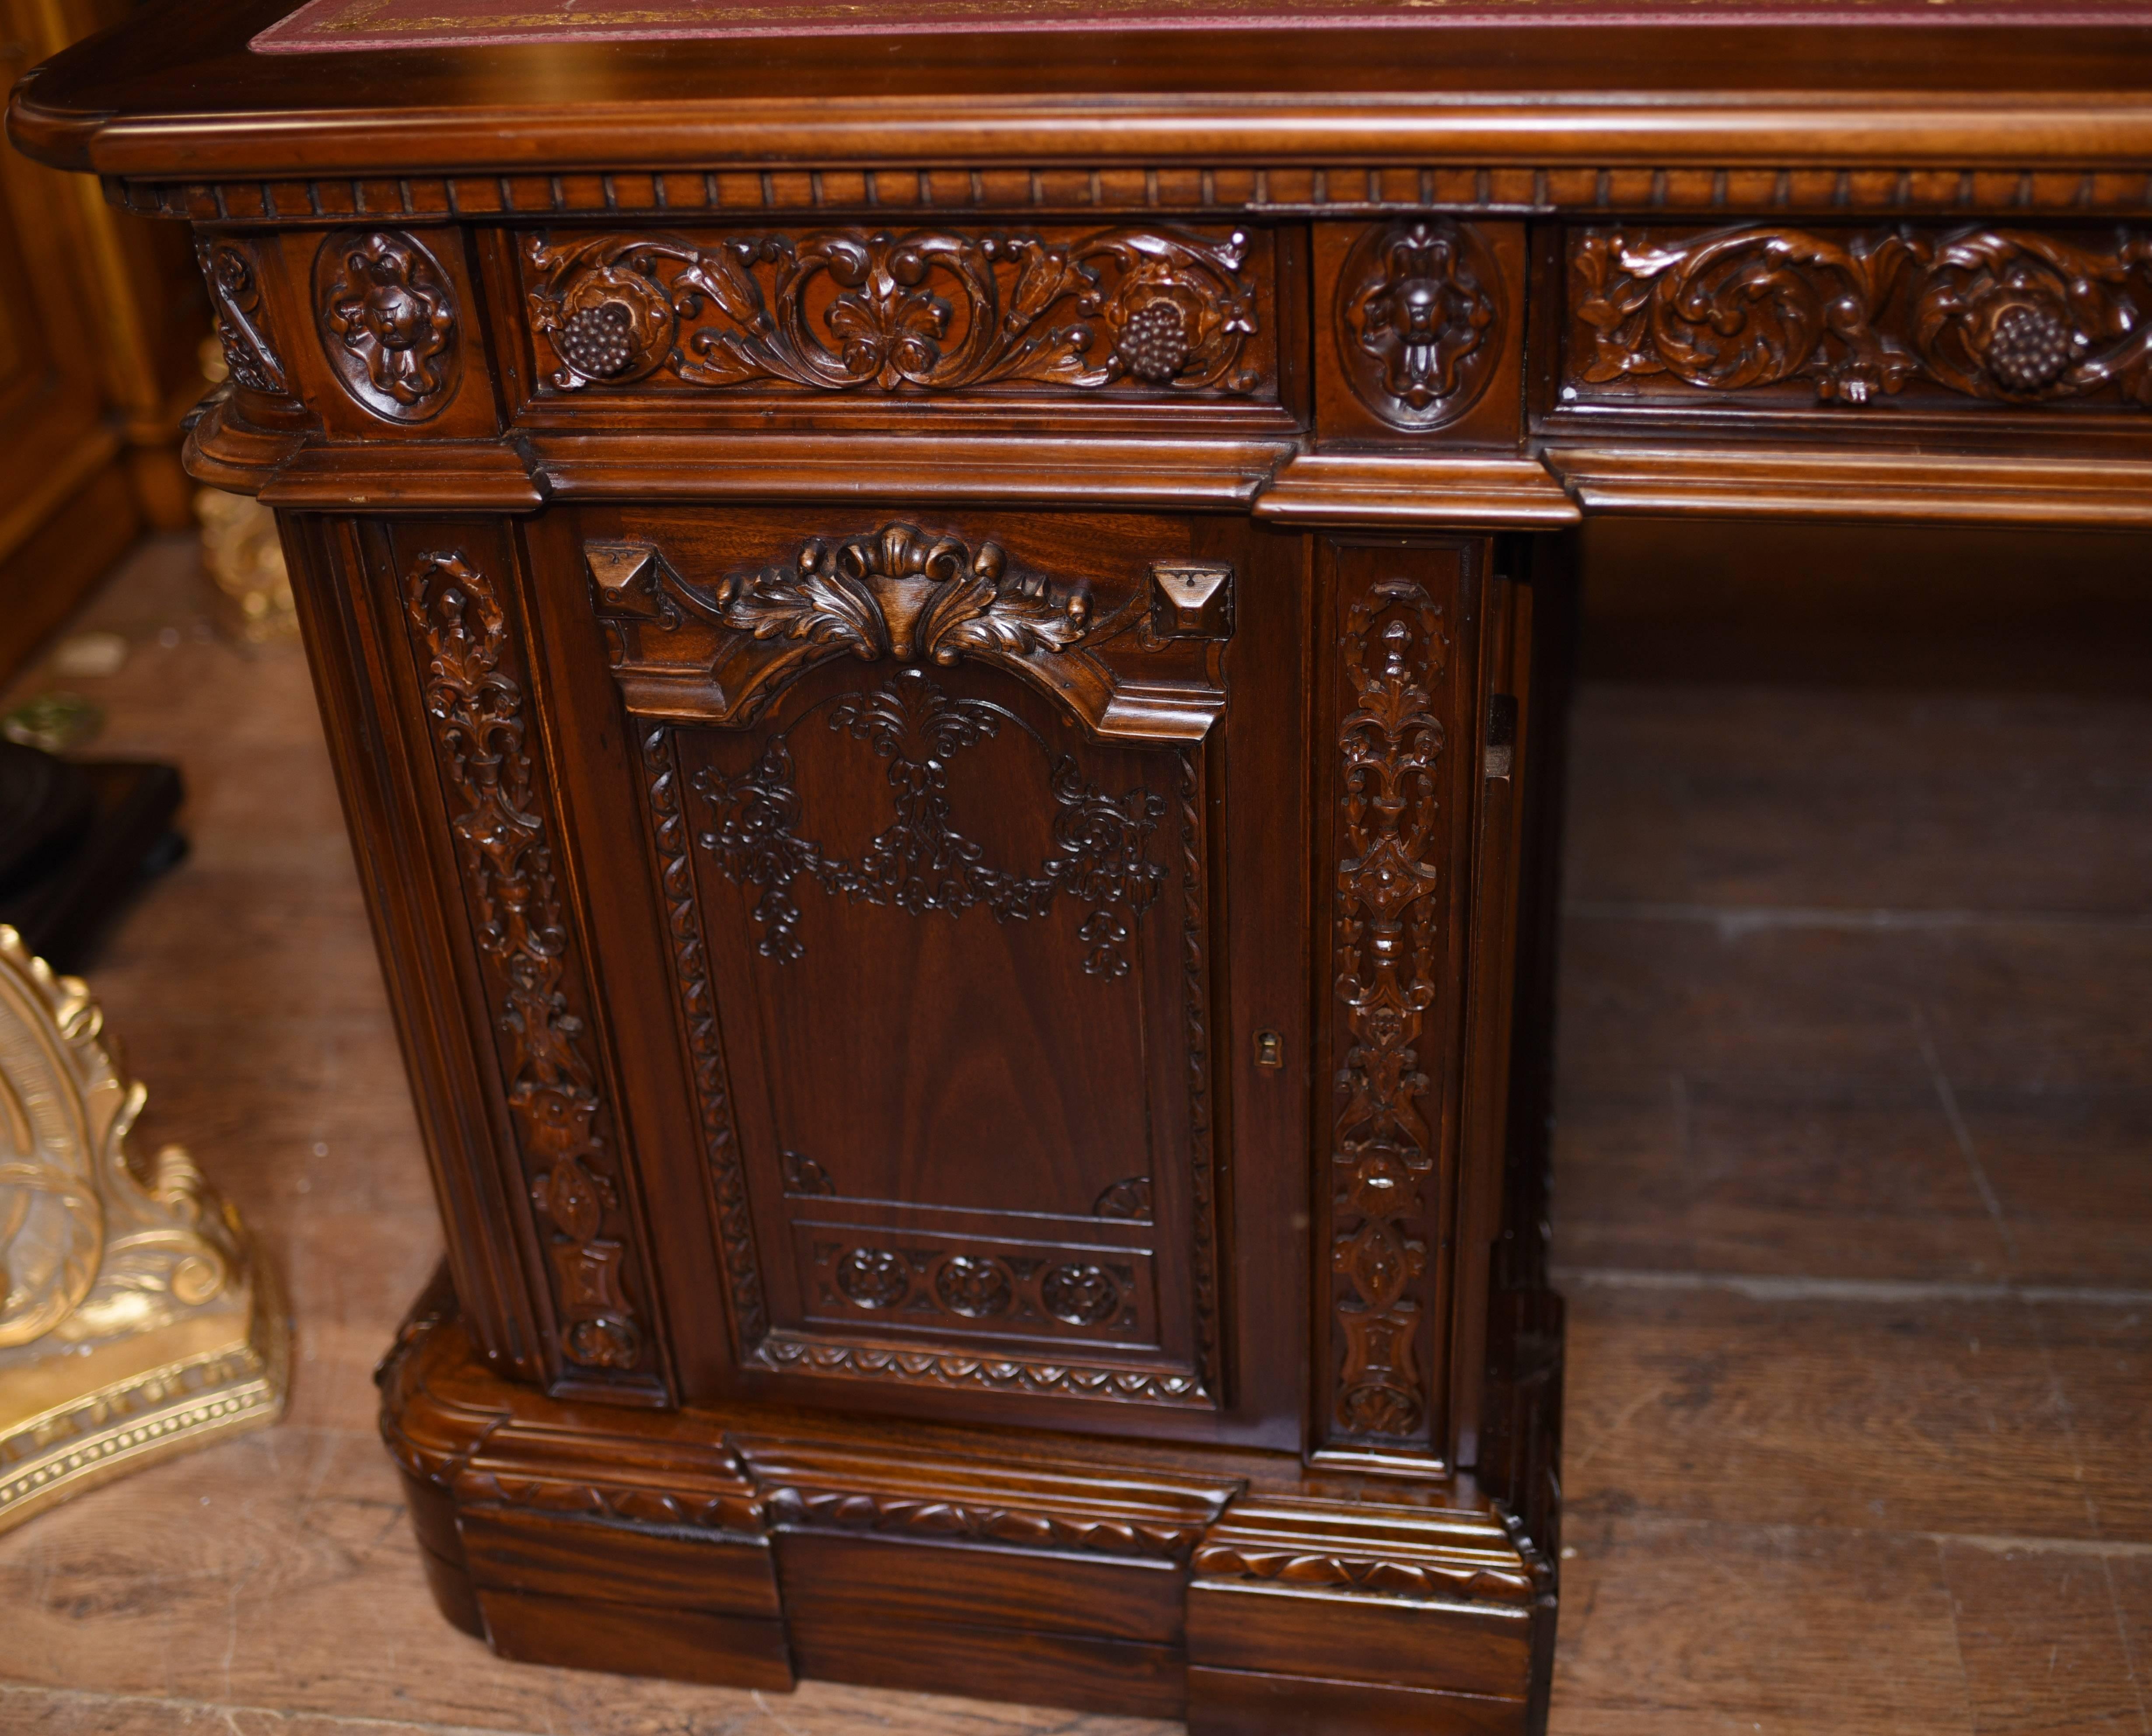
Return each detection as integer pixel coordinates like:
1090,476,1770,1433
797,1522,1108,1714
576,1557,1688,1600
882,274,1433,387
1314,220,1527,448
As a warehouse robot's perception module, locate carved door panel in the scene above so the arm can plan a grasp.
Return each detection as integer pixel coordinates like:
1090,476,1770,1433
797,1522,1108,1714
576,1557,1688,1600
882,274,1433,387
575,507,1246,1425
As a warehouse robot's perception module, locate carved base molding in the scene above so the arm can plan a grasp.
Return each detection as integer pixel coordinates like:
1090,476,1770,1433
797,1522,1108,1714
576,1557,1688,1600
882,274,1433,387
381,1279,1551,1731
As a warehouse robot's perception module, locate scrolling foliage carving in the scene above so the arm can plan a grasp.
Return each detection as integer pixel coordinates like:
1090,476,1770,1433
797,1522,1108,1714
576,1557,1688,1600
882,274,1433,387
196,239,286,396
1330,578,1449,1443
691,666,1168,977
404,552,645,1375
1572,224,2152,407
525,225,1259,395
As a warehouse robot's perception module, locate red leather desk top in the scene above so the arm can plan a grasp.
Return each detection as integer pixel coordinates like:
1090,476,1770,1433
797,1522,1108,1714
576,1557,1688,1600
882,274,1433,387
251,0,2152,49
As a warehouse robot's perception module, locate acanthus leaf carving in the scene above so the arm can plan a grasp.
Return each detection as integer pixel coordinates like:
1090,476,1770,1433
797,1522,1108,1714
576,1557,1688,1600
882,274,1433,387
403,551,644,1375
1571,223,2152,408
1329,577,1450,1444
525,225,1259,396
716,524,1091,670
196,238,286,396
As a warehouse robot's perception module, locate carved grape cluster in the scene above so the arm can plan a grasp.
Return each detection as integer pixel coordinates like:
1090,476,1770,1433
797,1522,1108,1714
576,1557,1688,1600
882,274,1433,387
1984,301,2075,393
555,302,637,379
1114,299,1193,382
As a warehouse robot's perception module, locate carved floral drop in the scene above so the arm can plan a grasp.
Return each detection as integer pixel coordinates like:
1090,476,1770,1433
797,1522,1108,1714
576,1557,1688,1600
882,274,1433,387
1330,578,1450,1441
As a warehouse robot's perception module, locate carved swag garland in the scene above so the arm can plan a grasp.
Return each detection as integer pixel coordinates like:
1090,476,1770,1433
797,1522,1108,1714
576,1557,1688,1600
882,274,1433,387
404,552,645,1374
677,524,1168,978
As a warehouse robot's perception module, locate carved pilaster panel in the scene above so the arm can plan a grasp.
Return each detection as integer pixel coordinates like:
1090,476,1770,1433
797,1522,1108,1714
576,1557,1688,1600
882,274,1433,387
399,548,657,1387
520,224,1270,404
1566,223,2152,414
1316,544,1476,1465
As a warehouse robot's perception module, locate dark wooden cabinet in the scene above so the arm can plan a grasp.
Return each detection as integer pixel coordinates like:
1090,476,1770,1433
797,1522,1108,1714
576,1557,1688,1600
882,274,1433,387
19,3,2150,1728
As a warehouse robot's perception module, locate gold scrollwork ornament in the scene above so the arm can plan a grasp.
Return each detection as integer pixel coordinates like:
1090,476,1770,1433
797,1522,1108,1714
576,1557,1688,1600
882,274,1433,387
0,926,286,1533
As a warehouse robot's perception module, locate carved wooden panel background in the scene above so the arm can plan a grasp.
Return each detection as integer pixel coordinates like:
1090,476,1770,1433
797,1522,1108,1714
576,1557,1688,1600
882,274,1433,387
1314,538,1479,1467
1566,223,2152,416
591,509,1232,1412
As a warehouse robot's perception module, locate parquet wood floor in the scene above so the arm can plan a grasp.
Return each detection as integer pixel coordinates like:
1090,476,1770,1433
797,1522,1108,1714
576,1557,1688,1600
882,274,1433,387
1,536,2146,1735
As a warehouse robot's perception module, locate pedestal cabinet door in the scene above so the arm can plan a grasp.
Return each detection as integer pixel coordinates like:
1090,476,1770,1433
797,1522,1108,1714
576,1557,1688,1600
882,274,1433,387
571,507,1256,1430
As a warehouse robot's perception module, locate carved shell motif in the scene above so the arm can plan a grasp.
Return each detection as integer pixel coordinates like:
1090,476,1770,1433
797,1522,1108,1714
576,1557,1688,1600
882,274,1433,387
525,226,1260,395
315,230,461,421
716,523,1090,667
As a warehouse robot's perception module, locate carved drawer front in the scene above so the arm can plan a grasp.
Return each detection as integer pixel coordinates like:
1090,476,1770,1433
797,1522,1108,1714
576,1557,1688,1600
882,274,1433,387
588,509,1238,1412
513,223,1282,426
1563,223,2152,421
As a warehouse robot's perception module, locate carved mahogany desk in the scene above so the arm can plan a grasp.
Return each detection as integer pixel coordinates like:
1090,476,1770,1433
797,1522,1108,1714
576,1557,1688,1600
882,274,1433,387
13,3,2152,1728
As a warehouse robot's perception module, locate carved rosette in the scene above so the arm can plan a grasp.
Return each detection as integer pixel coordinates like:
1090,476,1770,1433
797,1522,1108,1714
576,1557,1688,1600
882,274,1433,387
1572,224,2152,407
196,238,286,396
1337,220,1503,430
525,226,1260,395
316,230,460,421
1329,578,1450,1443
813,1240,1140,1337
402,552,647,1377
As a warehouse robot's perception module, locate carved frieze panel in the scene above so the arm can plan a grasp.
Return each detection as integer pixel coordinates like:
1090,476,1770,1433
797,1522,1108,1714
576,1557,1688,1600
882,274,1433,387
315,229,460,421
587,523,1231,743
522,224,1267,400
400,549,653,1383
1569,223,2152,412
196,238,286,396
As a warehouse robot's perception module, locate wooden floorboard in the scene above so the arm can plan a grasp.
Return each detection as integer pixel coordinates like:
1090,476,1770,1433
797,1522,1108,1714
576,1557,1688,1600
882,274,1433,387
1,536,2145,1735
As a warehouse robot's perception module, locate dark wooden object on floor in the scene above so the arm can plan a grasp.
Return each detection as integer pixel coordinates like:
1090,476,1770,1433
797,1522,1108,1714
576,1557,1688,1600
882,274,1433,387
12,3,2152,1728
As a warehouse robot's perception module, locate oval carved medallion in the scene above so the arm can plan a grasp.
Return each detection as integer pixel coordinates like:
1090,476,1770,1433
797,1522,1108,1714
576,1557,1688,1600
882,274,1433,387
314,229,461,422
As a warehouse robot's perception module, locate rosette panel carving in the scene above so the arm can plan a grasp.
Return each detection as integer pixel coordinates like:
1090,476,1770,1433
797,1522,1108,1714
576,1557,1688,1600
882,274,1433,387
525,225,1260,395
809,1239,1142,1339
402,552,649,1377
316,230,459,420
1336,220,1504,429
1572,224,2152,408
